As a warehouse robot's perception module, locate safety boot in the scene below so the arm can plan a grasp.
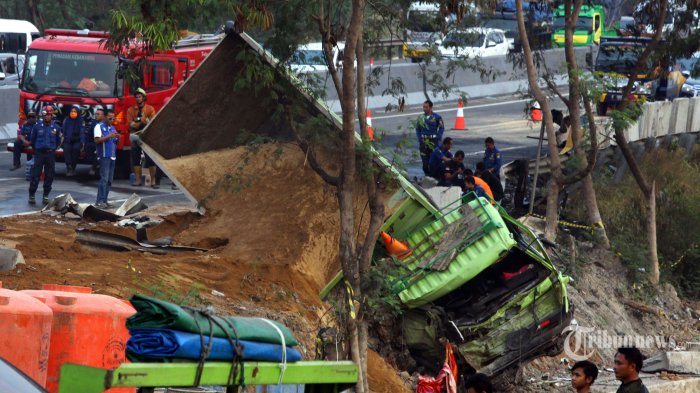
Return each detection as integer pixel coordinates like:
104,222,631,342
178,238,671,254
133,166,142,186
149,167,159,189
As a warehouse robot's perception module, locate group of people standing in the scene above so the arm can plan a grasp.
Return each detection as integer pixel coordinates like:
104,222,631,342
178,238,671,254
416,100,503,202
10,88,161,207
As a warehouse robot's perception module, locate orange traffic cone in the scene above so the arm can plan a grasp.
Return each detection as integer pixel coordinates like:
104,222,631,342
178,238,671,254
531,101,542,121
380,231,412,260
366,110,374,141
453,99,467,130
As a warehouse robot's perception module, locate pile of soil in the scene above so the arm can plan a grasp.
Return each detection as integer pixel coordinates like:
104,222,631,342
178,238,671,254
162,143,389,290
0,141,411,392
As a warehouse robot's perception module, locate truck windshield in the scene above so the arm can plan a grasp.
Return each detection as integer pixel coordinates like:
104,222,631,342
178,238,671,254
21,49,121,97
443,32,484,47
553,16,592,31
407,11,443,33
481,18,518,38
595,44,651,74
291,49,326,66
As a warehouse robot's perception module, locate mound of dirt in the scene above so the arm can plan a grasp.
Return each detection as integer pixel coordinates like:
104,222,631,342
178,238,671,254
161,143,394,291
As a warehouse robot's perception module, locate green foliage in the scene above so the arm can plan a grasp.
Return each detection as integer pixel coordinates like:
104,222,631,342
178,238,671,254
360,258,405,324
595,148,700,298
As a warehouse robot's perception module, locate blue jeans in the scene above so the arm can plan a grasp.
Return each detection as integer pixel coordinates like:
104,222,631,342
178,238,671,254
97,157,116,204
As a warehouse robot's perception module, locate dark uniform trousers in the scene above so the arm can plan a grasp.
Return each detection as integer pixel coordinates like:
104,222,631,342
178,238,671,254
29,150,56,195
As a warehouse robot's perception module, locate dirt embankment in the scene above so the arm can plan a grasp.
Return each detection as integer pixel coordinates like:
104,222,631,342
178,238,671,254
515,239,700,392
0,141,410,392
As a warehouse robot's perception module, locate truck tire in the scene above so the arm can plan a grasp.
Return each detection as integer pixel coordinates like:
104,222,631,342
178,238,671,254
114,149,132,180
596,103,608,116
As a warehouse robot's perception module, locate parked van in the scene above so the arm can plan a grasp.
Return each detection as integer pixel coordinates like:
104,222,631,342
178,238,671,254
0,19,40,79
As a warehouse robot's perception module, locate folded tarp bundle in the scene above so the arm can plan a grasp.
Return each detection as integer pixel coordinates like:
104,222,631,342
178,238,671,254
127,328,303,362
127,294,298,346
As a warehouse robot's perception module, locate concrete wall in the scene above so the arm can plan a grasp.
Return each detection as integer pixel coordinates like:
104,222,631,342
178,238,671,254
621,97,700,144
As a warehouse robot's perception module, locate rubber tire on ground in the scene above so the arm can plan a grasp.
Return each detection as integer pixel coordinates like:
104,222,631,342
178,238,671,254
596,102,608,116
410,57,420,63
114,149,132,180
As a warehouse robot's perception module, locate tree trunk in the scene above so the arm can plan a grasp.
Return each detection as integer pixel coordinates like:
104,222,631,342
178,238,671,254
347,317,365,392
516,0,561,240
560,0,609,247
582,174,609,247
646,181,659,284
545,180,560,240
358,318,369,393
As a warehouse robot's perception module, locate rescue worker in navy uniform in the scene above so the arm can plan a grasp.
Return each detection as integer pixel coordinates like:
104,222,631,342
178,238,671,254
62,105,85,177
29,106,63,205
416,100,445,176
483,137,502,179
10,111,37,171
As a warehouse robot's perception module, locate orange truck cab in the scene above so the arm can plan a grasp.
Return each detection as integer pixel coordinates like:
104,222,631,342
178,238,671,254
13,29,221,177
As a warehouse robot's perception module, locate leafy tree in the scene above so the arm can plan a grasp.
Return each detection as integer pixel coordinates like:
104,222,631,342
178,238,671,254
514,0,608,244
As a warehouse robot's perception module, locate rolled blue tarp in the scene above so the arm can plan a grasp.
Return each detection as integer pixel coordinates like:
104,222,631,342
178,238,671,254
127,328,302,362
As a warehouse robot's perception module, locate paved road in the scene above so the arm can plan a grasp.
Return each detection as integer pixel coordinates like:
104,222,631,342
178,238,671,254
0,92,566,216
371,92,567,178
0,152,190,217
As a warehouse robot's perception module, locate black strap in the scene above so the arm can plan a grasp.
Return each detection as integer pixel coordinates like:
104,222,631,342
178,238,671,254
181,306,245,390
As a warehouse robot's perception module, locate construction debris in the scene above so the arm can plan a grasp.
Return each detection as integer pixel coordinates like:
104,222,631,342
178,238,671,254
42,193,148,222
642,351,700,375
0,247,24,272
75,228,207,254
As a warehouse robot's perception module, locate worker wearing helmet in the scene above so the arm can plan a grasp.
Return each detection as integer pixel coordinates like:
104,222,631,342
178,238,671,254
29,106,63,205
10,111,37,171
126,87,158,187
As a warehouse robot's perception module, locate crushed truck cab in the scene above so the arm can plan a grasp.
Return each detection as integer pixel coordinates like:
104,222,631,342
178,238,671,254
323,190,571,375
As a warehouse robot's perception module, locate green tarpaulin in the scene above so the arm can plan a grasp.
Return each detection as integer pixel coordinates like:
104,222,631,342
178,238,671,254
127,294,299,346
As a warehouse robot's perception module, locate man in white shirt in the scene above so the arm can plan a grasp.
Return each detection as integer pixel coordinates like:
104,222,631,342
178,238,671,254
93,109,119,207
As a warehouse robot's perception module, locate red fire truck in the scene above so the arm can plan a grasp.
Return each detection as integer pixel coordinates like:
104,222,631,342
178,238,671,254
11,28,220,177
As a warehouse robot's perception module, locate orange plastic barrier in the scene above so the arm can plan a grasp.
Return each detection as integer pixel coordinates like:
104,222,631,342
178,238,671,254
22,284,136,393
0,282,53,386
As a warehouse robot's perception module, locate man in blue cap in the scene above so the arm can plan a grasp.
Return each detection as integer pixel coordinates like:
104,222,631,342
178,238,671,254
29,106,63,205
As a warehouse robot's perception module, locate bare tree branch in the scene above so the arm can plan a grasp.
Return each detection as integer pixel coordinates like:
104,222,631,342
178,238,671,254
284,106,339,186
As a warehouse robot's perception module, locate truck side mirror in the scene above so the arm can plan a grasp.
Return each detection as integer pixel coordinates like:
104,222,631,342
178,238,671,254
585,52,593,68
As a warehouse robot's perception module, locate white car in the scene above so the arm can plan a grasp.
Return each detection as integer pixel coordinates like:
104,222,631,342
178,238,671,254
438,28,509,59
289,42,343,74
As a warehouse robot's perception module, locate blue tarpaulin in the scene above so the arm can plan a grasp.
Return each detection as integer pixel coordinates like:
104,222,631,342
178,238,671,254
127,328,302,362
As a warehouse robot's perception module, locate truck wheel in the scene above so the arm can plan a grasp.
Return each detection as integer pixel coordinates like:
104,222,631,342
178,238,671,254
596,103,608,116
410,57,420,63
114,150,132,180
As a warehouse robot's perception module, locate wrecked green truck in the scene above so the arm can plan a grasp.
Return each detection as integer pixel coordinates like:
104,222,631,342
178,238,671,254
323,189,572,376
133,28,573,379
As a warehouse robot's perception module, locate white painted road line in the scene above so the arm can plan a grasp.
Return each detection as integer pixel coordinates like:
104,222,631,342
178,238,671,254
373,98,530,120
